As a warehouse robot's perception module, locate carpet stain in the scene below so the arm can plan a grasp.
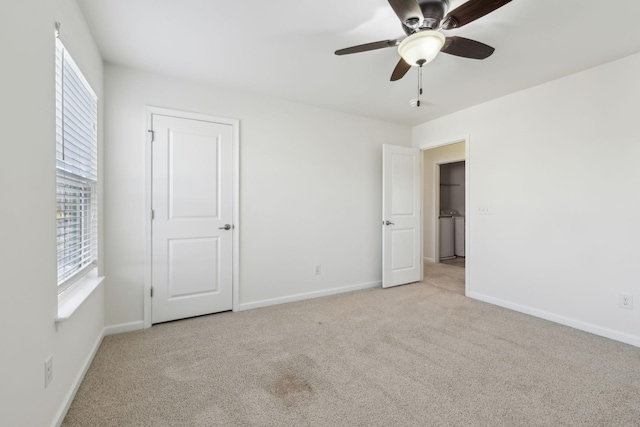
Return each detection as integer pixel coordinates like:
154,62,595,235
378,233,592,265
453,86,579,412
274,371,313,407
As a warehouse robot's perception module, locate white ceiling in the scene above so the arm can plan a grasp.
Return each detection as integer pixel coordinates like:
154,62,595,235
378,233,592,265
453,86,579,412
77,0,640,126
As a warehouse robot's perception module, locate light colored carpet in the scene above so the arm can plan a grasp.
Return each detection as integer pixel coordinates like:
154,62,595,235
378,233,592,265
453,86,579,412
63,263,640,426
423,260,465,295
439,257,466,269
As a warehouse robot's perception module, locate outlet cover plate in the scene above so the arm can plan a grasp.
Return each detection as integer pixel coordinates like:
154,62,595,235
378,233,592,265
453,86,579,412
619,294,633,310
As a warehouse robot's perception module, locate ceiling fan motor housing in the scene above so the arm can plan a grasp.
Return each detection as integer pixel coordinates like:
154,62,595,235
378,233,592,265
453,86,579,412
417,0,449,29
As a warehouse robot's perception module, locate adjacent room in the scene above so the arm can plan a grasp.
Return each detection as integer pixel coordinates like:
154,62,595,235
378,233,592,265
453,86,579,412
2,0,640,426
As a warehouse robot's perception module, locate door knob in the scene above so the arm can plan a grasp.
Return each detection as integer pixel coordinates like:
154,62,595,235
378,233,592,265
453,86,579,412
219,224,231,230
385,220,395,226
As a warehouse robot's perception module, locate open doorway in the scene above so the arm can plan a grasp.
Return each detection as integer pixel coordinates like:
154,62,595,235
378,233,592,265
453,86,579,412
421,141,467,294
438,161,465,267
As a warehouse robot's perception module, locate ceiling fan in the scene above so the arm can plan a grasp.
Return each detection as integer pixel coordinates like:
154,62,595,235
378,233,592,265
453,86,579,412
335,0,514,82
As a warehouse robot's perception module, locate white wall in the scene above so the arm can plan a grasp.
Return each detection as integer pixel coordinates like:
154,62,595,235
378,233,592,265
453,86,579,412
103,64,411,327
0,1,105,426
413,53,640,346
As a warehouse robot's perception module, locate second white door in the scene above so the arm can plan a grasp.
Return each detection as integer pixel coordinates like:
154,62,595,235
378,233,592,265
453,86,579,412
151,113,234,324
382,144,422,288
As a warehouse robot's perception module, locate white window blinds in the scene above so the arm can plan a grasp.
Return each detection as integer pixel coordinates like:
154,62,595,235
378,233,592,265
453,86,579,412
55,38,98,289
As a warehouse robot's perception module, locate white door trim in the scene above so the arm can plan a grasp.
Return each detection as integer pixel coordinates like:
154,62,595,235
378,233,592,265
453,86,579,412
144,107,240,328
417,133,470,296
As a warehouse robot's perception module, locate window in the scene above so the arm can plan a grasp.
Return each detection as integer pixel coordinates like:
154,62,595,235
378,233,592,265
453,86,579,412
55,38,98,292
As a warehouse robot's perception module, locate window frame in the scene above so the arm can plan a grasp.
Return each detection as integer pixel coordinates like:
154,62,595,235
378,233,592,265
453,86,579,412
55,37,99,294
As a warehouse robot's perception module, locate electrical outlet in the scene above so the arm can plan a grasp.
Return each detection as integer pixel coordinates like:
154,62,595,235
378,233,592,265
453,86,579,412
44,355,53,388
619,294,633,310
314,264,321,275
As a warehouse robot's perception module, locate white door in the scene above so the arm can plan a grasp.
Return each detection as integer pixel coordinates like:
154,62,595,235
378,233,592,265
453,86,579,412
151,114,234,323
382,144,422,288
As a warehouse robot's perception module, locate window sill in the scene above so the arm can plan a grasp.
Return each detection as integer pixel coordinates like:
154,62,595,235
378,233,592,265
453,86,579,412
56,271,105,324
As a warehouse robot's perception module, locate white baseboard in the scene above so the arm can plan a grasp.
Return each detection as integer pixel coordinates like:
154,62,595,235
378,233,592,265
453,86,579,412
237,281,381,312
423,257,435,263
467,291,640,348
51,327,105,427
104,320,145,336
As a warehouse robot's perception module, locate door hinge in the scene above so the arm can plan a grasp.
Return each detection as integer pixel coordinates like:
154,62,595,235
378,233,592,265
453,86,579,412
151,210,155,220
148,129,154,142
150,287,153,297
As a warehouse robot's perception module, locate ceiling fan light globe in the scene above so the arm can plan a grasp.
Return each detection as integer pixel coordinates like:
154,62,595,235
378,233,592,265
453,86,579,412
398,30,445,66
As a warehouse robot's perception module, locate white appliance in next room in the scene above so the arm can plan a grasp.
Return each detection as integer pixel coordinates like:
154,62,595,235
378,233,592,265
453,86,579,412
454,216,465,257
439,216,455,259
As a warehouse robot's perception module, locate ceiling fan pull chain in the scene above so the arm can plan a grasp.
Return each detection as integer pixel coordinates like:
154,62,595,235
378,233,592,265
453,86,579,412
419,64,422,107
417,59,426,107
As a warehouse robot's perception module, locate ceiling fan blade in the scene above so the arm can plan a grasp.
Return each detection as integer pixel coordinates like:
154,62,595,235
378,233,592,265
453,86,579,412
441,36,495,59
390,58,411,81
335,40,400,56
442,0,513,29
388,0,423,27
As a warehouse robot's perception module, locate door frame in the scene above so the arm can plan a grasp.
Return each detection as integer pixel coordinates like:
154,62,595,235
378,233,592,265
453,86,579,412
143,107,240,328
418,133,470,296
